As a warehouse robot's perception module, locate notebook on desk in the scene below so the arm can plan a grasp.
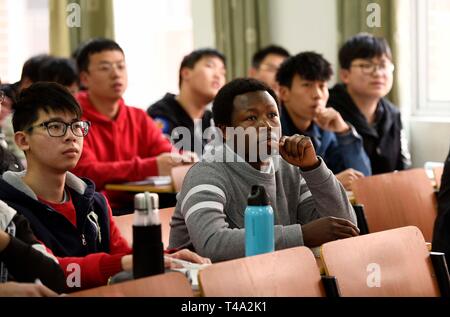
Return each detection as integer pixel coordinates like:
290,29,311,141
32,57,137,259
124,176,172,186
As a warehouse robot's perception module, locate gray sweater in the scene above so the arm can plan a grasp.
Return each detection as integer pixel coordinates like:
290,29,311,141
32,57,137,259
169,144,356,262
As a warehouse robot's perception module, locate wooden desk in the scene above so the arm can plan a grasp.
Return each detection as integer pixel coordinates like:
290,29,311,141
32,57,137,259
70,272,193,297
105,183,175,193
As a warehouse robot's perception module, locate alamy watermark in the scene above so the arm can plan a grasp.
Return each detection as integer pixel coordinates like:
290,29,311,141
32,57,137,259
366,3,382,28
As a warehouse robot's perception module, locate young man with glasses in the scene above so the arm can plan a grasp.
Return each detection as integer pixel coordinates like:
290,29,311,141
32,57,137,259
0,82,209,291
73,38,197,212
328,33,411,174
248,45,290,98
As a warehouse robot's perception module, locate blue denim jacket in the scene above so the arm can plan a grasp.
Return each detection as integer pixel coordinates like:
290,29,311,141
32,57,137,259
280,106,372,176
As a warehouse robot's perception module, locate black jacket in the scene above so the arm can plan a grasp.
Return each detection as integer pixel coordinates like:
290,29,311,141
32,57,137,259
0,147,23,175
0,171,111,258
147,93,213,156
432,148,450,265
328,84,410,174
0,211,66,293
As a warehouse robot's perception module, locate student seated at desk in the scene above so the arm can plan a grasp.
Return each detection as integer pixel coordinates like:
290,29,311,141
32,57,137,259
0,83,210,291
169,78,359,262
277,52,371,190
71,38,197,211
148,48,226,158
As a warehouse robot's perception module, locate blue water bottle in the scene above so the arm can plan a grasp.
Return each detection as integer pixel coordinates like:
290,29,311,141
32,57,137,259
245,185,274,256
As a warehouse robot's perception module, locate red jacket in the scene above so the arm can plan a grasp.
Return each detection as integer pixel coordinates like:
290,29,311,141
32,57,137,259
72,92,174,208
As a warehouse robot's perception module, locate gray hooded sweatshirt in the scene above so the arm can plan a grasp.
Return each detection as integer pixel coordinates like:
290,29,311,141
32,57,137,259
169,144,356,262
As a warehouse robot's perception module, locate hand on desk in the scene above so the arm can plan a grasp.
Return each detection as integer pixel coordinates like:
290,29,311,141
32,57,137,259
336,168,364,191
120,249,211,272
302,216,360,248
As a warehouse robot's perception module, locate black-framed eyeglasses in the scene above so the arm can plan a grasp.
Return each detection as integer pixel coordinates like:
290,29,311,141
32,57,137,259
27,120,91,137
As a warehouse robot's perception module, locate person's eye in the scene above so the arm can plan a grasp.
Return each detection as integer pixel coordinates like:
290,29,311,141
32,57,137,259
246,116,257,121
268,112,278,118
117,63,126,70
99,65,110,72
302,82,311,87
48,123,64,131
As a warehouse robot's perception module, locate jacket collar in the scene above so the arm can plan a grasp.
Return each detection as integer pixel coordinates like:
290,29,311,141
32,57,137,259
2,170,88,201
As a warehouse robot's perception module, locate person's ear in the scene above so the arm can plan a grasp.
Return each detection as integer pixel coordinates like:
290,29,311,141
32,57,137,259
278,85,290,103
340,68,350,84
79,70,90,88
248,67,257,78
14,131,30,152
180,67,192,84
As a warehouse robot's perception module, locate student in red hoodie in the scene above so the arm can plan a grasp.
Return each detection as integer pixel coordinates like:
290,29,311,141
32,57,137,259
72,38,196,211
0,82,210,291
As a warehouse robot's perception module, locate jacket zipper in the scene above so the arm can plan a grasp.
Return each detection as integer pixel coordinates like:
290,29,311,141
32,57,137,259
81,234,87,246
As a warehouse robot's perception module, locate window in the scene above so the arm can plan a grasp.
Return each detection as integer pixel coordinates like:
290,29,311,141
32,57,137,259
0,0,49,84
415,0,450,116
114,0,193,109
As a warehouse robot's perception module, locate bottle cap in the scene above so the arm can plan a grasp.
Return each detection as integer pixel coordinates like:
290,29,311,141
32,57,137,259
247,185,270,206
134,192,159,211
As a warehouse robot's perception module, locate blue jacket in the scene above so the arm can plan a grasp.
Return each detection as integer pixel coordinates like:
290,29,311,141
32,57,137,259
280,105,372,176
0,171,111,258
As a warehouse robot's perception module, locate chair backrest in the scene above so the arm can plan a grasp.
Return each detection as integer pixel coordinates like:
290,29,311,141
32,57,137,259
321,226,441,297
171,164,194,192
198,246,325,297
70,272,193,297
114,207,175,249
434,166,444,190
352,168,437,241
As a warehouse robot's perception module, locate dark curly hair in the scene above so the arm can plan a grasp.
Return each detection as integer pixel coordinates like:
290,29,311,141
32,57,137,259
212,78,279,127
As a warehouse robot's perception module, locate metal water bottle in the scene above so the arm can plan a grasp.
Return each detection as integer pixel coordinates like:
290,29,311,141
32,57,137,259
245,185,274,256
132,192,164,278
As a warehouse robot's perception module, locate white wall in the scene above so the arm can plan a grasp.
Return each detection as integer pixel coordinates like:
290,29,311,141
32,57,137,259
268,0,339,83
191,0,215,48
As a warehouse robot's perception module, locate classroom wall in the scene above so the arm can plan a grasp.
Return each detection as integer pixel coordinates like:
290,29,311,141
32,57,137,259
189,0,450,167
267,0,339,83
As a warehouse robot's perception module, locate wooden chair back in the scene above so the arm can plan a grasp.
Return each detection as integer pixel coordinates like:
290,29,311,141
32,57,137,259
114,207,175,249
198,246,325,297
70,272,193,297
321,226,440,297
352,168,437,241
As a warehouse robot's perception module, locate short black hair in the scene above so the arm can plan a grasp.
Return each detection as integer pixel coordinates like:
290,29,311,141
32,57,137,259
0,83,18,106
20,54,53,83
13,82,82,133
179,48,226,87
276,52,333,88
39,57,78,87
339,33,392,69
213,78,278,127
251,45,290,69
76,38,124,73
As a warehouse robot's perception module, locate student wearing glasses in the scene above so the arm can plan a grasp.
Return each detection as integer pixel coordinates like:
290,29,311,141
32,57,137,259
328,33,411,174
0,83,209,291
72,38,197,212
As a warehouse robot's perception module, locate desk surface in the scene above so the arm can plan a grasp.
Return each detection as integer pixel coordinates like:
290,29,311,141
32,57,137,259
105,183,175,193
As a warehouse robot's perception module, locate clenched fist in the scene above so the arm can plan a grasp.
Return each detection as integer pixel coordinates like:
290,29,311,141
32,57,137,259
279,134,319,170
